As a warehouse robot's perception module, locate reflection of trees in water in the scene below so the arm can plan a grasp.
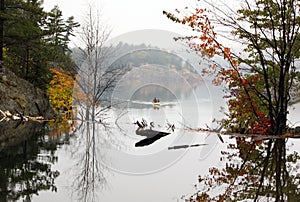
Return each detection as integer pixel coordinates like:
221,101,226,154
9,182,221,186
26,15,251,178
186,138,300,201
70,5,127,200
70,116,120,202
0,122,61,202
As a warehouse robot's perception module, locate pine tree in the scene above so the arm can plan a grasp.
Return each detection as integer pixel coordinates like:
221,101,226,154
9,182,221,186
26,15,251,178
2,0,79,90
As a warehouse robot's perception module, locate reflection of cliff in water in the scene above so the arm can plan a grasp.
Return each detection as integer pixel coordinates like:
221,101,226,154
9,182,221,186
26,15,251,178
0,121,67,202
0,121,45,147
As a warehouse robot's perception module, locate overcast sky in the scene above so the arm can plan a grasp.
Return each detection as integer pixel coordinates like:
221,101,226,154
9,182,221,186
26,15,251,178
42,0,197,40
42,0,244,51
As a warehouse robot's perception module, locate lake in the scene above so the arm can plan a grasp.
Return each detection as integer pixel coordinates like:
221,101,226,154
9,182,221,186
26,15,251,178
1,83,300,202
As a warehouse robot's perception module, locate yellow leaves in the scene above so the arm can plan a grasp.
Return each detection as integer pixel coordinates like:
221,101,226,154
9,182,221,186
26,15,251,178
47,68,75,119
47,119,76,137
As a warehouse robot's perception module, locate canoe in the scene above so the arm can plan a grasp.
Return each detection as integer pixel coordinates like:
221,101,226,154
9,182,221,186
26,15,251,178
152,102,160,107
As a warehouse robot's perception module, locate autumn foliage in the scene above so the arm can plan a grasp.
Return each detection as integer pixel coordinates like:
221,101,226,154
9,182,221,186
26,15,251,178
222,72,271,134
164,2,300,201
47,68,75,119
166,0,300,136
164,7,271,135
185,138,300,201
163,8,236,65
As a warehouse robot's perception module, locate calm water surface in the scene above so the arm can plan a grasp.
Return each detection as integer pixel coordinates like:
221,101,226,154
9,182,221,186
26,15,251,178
1,84,300,202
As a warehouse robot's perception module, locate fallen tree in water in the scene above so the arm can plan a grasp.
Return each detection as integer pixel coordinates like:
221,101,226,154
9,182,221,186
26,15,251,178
0,110,45,122
186,124,300,141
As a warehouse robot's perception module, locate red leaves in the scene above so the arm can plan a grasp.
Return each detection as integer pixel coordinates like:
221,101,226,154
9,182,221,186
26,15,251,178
223,47,231,60
251,113,271,135
164,5,241,90
224,73,271,135
164,5,270,136
164,6,222,60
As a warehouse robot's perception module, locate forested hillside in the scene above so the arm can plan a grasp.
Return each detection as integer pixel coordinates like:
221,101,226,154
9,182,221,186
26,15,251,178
0,0,79,90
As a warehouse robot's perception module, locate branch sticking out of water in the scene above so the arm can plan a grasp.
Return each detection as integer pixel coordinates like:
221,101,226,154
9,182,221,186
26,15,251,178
184,123,224,143
186,123,300,141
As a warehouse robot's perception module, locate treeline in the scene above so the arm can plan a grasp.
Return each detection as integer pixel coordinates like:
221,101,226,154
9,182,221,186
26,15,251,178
108,42,197,73
0,0,79,90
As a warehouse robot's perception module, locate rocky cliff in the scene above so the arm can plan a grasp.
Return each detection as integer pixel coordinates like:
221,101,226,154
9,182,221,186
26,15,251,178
0,67,54,119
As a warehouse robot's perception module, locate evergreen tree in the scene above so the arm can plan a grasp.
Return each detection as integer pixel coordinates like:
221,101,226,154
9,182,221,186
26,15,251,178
1,0,79,90
43,5,79,73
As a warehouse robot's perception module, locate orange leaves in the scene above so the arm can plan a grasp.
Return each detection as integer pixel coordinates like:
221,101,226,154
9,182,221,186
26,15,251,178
213,68,241,86
47,68,75,119
212,76,223,85
47,120,76,137
224,73,270,135
251,111,271,135
164,6,239,85
177,7,236,65
195,8,205,14
165,4,270,136
223,47,231,59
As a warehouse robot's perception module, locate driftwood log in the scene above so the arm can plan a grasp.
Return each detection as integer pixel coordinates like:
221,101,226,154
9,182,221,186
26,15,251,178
0,110,44,122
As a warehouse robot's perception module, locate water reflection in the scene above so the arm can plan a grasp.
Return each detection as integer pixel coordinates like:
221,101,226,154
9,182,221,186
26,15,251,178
70,121,108,202
0,121,60,202
188,138,300,201
135,127,171,147
0,81,213,202
70,110,121,202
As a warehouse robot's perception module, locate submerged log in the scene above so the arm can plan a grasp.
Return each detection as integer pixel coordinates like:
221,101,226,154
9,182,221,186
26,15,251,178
168,143,208,150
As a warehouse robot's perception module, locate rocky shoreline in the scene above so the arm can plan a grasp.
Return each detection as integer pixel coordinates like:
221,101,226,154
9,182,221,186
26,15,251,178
0,66,54,120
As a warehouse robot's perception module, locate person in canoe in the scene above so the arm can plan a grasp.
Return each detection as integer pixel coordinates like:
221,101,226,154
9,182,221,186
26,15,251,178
152,97,160,109
153,97,160,103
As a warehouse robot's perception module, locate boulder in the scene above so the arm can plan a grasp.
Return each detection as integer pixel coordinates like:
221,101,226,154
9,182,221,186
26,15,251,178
0,67,54,119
